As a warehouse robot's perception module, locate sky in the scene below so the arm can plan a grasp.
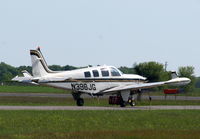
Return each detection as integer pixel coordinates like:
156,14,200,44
0,0,200,76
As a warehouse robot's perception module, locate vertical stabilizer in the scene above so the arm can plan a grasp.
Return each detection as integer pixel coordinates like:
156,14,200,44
30,48,55,77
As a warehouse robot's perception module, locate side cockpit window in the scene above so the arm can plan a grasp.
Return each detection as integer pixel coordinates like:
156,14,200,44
92,70,99,77
101,68,109,77
110,67,121,76
84,71,91,78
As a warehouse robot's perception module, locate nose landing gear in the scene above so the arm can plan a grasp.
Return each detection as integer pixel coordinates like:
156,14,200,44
76,98,84,106
72,92,84,106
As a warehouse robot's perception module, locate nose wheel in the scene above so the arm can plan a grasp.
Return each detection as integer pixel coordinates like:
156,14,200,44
72,92,84,106
76,98,84,106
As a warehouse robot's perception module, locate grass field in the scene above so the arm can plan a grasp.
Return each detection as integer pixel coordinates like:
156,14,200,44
0,96,199,106
0,86,199,139
0,110,199,139
0,85,67,93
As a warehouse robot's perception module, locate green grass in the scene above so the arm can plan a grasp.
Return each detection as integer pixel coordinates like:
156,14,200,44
183,88,200,96
0,85,67,93
146,88,200,96
0,96,199,106
0,110,199,139
0,96,111,106
136,99,200,106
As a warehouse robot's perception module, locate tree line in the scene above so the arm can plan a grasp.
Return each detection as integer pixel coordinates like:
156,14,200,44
0,61,199,90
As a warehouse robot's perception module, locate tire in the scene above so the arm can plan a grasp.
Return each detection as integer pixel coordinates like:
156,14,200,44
119,98,126,107
128,99,135,106
120,101,126,107
77,98,84,106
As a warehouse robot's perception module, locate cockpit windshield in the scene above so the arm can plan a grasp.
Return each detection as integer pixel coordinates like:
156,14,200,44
110,67,121,76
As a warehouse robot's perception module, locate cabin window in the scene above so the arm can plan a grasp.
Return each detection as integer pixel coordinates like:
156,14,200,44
110,67,121,76
101,69,109,77
84,71,91,78
92,70,99,77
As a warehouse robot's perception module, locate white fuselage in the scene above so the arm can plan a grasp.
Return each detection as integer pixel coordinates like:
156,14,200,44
37,65,146,94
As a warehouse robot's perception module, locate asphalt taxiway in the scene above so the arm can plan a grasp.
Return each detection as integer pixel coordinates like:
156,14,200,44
0,93,200,101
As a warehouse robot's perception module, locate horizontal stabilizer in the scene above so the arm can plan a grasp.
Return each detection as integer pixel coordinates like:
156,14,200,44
22,70,32,77
12,71,38,85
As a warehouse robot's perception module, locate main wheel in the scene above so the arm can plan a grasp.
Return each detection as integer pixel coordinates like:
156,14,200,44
77,98,84,106
119,98,126,107
128,99,135,106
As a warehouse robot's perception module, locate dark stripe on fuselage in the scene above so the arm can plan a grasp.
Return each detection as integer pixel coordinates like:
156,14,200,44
40,78,146,83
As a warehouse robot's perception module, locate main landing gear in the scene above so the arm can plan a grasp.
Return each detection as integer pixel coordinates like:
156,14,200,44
109,95,135,107
72,92,84,106
120,96,135,107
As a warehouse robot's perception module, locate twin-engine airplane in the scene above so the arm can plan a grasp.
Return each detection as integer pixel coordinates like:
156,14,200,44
12,48,191,107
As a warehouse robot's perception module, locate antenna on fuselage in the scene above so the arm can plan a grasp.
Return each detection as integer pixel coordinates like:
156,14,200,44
37,46,41,51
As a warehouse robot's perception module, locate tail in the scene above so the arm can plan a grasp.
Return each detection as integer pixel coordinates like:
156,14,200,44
30,48,56,77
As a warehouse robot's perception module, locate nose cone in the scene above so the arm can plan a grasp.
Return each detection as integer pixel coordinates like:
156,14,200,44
140,76,147,81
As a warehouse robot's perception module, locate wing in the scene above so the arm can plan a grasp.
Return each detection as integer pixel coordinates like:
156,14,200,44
103,82,165,93
103,77,191,93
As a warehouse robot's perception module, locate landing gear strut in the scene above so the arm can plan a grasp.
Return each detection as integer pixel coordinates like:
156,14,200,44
119,96,135,107
72,92,84,106
119,99,126,107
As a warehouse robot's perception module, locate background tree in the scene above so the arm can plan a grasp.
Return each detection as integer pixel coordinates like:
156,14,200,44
17,66,32,74
63,65,77,71
195,77,200,88
49,65,77,71
49,65,63,71
0,62,18,82
134,61,170,82
119,66,135,74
